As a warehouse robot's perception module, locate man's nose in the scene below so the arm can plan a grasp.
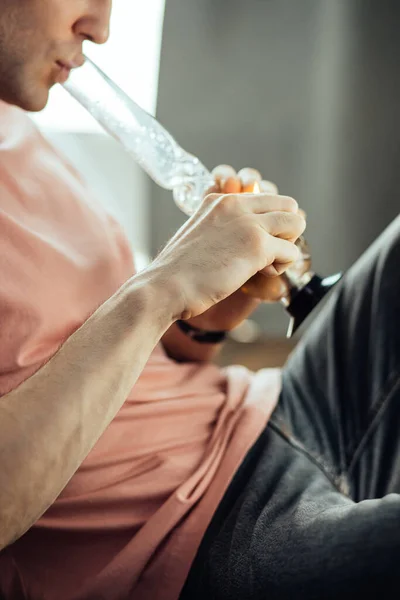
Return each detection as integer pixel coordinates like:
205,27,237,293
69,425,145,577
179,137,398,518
74,0,112,45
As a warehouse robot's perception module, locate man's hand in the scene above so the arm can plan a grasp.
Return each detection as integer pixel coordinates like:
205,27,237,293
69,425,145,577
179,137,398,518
148,164,305,325
181,165,305,332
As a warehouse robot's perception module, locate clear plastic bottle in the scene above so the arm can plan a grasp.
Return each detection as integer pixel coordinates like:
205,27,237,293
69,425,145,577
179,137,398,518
63,57,214,216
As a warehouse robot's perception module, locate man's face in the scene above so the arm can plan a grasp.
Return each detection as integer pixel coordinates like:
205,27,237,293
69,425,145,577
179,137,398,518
0,0,112,111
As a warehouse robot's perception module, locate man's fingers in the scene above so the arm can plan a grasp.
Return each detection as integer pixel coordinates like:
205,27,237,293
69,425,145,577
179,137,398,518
211,164,236,180
211,164,239,193
260,236,300,276
260,179,279,194
222,177,241,194
240,193,299,215
259,210,306,241
211,165,280,197
238,167,262,192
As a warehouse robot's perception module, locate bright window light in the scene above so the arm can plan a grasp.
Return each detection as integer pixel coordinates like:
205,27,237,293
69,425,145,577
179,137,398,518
31,0,166,132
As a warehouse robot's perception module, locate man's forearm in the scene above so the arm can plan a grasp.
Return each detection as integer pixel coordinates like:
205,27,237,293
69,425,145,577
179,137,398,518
0,272,175,550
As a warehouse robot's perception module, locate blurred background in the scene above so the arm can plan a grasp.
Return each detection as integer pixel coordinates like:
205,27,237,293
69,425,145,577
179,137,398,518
32,0,399,368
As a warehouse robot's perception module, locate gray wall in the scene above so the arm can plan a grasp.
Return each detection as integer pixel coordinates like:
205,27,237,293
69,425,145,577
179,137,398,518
151,0,400,336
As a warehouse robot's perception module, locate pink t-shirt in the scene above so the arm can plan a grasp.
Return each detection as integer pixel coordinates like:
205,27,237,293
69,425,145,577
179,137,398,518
0,101,281,599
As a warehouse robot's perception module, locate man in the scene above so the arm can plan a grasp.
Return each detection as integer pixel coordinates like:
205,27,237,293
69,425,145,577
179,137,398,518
0,1,398,599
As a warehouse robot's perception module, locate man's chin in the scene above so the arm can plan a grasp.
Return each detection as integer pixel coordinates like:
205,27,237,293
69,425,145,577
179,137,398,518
0,83,50,113
20,88,50,113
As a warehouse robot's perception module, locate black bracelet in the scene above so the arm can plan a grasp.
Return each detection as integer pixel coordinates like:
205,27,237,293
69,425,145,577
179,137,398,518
176,319,227,344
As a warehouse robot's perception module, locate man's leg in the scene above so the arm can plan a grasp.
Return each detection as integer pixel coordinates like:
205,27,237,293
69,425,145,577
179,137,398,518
181,216,400,600
277,214,400,500
181,424,400,600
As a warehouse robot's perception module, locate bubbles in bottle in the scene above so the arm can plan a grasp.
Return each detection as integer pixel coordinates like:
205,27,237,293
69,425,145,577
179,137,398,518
64,57,214,214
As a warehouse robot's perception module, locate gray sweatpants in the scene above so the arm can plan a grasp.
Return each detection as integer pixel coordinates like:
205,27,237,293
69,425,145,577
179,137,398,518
181,215,400,599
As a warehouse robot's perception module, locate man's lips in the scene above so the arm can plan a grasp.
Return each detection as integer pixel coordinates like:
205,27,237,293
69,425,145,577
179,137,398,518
54,57,85,84
54,62,72,84
56,56,85,71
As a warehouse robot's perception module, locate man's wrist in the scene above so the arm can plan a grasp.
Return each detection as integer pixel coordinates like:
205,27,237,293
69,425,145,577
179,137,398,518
176,320,227,344
135,266,185,327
